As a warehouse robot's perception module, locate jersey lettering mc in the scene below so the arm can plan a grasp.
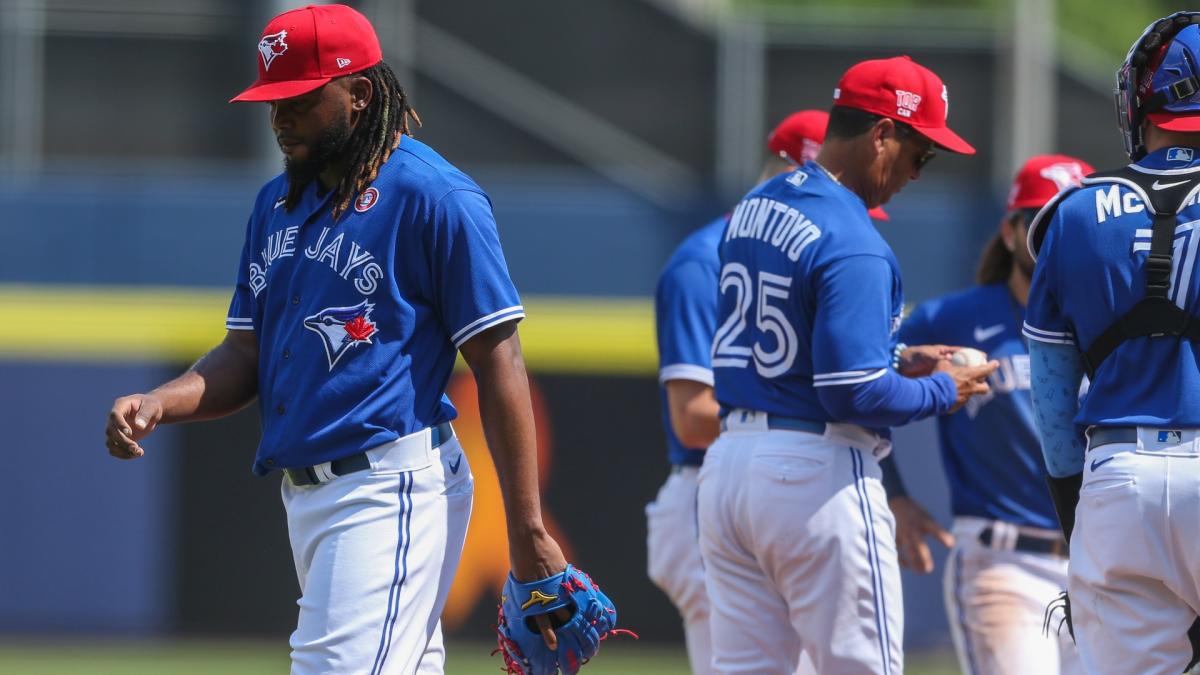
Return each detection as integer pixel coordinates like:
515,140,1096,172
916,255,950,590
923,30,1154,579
713,163,904,421
227,137,524,475
1025,146,1200,427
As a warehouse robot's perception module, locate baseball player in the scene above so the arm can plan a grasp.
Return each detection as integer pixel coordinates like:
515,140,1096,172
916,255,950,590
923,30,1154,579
101,5,584,673
1025,12,1200,674
649,109,885,675
885,154,1093,675
697,56,995,674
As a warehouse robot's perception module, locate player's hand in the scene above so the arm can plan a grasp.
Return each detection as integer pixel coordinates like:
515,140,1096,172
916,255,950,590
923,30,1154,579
889,495,954,574
937,359,998,413
509,524,570,650
897,344,955,377
105,394,164,459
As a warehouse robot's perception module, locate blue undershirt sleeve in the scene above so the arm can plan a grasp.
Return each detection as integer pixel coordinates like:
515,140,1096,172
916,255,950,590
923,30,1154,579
1028,340,1087,477
817,368,957,428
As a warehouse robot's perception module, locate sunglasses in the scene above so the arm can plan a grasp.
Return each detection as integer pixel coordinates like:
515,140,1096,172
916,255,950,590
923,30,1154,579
894,122,937,171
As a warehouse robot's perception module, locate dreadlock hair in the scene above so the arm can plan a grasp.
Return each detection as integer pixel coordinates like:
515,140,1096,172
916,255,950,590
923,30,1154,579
285,61,422,221
334,62,421,220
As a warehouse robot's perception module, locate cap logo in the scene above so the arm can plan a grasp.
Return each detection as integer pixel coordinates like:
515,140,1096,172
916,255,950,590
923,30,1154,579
336,57,352,69
832,87,841,100
1039,162,1086,191
800,138,821,163
895,90,922,118
258,30,288,71
941,85,949,122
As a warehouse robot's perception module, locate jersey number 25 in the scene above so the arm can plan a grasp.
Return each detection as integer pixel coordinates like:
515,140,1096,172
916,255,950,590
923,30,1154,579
712,262,798,378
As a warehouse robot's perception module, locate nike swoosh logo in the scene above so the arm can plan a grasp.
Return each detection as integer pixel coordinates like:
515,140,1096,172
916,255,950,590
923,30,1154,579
449,455,462,474
1152,179,1189,190
973,324,1005,342
1090,456,1115,472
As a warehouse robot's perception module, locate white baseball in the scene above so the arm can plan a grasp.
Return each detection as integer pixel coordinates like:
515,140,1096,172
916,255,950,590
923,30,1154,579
950,348,988,367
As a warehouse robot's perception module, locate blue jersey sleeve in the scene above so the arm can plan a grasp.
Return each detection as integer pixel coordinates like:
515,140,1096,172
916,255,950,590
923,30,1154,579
428,189,525,348
1023,212,1076,346
656,260,717,386
811,254,895,386
226,215,258,333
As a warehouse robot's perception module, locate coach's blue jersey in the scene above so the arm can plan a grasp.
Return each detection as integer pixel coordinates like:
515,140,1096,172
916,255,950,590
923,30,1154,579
656,217,725,466
1025,146,1200,427
902,284,1056,529
712,164,904,422
227,137,524,475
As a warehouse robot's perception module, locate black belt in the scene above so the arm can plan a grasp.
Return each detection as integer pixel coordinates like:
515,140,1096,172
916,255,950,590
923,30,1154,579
284,422,454,486
1087,426,1137,450
978,526,1066,557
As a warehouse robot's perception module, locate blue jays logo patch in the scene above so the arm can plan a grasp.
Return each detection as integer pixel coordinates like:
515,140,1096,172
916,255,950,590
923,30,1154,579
258,30,288,71
304,300,378,370
1167,147,1194,163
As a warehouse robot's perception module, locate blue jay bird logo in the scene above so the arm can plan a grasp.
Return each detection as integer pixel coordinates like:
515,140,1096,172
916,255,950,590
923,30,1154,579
303,300,378,370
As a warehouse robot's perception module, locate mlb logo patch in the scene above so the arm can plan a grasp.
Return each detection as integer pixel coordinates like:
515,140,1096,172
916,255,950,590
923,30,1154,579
1167,147,1194,163
786,171,808,188
1159,429,1183,443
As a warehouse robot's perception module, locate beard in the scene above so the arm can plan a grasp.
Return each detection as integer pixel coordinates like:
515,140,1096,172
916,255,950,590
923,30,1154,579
283,115,353,191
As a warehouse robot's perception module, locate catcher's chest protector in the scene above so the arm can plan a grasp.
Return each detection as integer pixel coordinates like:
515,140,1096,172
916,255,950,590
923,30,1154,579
1028,163,1200,378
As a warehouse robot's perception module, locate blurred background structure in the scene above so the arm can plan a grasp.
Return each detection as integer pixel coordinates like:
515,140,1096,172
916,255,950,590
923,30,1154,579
0,0,1184,671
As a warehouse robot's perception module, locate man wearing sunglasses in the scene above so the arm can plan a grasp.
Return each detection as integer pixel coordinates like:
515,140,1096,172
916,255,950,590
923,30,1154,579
698,56,992,674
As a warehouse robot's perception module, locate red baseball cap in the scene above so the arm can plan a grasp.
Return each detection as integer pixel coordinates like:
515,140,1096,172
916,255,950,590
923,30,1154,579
231,4,382,103
1006,154,1094,211
766,110,889,220
768,110,828,164
832,56,975,155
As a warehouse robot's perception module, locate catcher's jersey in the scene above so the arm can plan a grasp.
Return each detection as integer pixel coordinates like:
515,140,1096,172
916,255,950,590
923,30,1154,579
901,284,1056,529
655,216,725,466
227,137,523,475
712,163,903,422
1024,146,1200,427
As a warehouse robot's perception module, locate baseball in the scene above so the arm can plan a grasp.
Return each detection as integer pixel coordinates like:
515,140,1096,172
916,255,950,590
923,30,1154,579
950,348,988,367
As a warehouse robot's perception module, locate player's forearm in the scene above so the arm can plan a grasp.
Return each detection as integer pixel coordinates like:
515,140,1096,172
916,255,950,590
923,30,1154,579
1028,340,1087,477
461,325,547,535
151,332,259,424
666,380,721,448
817,368,956,427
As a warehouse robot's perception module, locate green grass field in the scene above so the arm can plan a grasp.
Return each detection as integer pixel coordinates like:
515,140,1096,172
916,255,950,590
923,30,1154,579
0,639,959,674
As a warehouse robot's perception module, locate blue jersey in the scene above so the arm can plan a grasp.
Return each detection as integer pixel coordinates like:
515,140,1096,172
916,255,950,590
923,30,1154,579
227,137,524,475
1025,146,1200,427
712,164,904,421
655,216,725,466
901,284,1056,529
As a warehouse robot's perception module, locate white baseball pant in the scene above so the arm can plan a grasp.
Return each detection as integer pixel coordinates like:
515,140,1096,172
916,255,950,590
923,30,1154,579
281,427,473,675
1069,428,1200,675
944,517,1081,675
697,412,902,675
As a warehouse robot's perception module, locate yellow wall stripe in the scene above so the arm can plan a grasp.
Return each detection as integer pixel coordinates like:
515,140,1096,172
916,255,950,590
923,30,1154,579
0,285,656,374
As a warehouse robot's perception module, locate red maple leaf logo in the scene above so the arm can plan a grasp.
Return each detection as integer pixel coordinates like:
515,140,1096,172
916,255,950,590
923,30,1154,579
271,41,286,54
344,315,376,341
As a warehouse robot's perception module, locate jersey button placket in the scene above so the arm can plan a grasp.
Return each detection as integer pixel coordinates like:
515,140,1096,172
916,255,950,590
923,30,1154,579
276,404,286,415
283,348,291,360
291,296,300,305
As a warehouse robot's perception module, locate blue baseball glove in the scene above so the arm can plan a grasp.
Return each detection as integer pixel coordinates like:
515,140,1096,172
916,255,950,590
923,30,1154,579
494,564,631,674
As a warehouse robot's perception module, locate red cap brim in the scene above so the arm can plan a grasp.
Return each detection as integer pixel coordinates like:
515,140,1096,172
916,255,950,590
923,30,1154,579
1148,111,1200,132
911,123,976,155
230,77,333,103
867,206,890,221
